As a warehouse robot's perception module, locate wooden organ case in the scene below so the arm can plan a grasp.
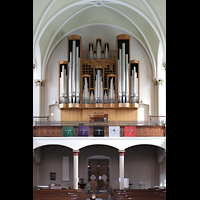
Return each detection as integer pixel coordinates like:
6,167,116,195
58,34,140,121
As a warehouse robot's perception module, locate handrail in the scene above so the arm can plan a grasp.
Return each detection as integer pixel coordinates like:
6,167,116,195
33,116,49,126
33,116,166,126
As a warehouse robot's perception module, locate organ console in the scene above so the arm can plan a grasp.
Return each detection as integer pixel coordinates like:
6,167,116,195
58,34,139,109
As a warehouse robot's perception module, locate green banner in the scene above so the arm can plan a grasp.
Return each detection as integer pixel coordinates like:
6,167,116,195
63,126,74,137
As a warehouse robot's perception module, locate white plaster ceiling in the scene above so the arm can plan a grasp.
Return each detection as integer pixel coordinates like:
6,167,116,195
33,0,166,80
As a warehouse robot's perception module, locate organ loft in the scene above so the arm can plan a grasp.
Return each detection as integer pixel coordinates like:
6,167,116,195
59,34,140,121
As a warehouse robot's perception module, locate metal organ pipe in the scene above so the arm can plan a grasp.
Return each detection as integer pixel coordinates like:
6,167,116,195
72,40,76,103
60,65,67,104
68,40,80,104
68,52,72,103
109,77,115,104
104,90,107,104
125,54,129,103
121,43,126,103
118,49,122,103
83,77,89,104
131,66,138,103
118,42,129,103
95,69,103,103
76,46,80,103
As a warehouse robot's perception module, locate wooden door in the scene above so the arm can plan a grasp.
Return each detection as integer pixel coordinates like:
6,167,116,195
88,158,109,192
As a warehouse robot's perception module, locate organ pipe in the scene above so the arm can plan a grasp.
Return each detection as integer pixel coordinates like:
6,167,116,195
104,90,108,104
76,46,80,103
97,40,101,59
72,40,76,103
125,54,129,103
121,43,125,103
118,49,122,103
83,77,89,104
109,77,115,104
95,69,103,103
90,91,94,104
131,66,138,103
105,44,109,59
68,52,72,103
68,39,80,104
118,42,129,103
60,64,67,104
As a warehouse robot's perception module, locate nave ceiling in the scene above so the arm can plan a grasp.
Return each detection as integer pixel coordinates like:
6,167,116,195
33,0,166,80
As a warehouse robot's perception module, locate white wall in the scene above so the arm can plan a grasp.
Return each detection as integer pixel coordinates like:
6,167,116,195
44,24,154,117
40,145,74,187
125,145,159,189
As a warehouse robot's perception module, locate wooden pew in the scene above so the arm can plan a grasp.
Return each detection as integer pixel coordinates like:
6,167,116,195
112,189,166,200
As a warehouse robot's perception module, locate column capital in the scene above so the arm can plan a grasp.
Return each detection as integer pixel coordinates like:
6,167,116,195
163,62,166,70
153,79,164,85
73,150,80,156
118,150,125,156
34,79,45,86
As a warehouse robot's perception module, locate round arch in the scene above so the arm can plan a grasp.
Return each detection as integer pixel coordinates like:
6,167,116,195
43,23,155,80
33,137,166,151
125,144,165,151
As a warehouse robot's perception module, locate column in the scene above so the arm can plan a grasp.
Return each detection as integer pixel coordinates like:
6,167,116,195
73,150,79,189
154,79,165,116
119,150,125,190
34,79,45,117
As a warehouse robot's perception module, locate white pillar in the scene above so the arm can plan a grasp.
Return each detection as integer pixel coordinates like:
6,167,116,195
34,80,45,117
154,79,165,116
119,150,125,190
73,150,79,189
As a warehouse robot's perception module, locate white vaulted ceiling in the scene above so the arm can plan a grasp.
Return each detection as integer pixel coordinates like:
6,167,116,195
33,0,166,80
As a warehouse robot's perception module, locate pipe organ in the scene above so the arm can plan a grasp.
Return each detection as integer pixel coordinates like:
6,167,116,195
58,34,139,109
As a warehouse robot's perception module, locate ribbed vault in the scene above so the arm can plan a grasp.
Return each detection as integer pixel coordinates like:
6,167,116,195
33,0,166,80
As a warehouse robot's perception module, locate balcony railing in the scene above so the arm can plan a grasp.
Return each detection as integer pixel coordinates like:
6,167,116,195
33,116,166,127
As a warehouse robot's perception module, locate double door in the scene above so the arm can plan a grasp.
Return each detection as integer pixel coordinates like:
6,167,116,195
88,157,110,193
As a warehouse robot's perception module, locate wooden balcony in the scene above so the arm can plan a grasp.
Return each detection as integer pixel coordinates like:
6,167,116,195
33,124,165,137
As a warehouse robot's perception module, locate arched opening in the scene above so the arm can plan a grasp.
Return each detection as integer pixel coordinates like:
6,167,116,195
33,145,73,189
124,144,166,189
79,145,119,190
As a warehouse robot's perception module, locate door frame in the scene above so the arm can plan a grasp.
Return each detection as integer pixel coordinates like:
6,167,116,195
87,155,110,193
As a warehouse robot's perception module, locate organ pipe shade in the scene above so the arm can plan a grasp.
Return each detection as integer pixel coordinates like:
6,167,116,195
68,39,80,103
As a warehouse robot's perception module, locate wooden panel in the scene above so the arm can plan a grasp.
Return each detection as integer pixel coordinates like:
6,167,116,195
33,126,62,137
61,108,138,121
135,126,165,137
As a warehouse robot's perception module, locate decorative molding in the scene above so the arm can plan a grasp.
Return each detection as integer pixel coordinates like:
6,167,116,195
34,79,45,86
163,62,166,70
153,79,164,85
